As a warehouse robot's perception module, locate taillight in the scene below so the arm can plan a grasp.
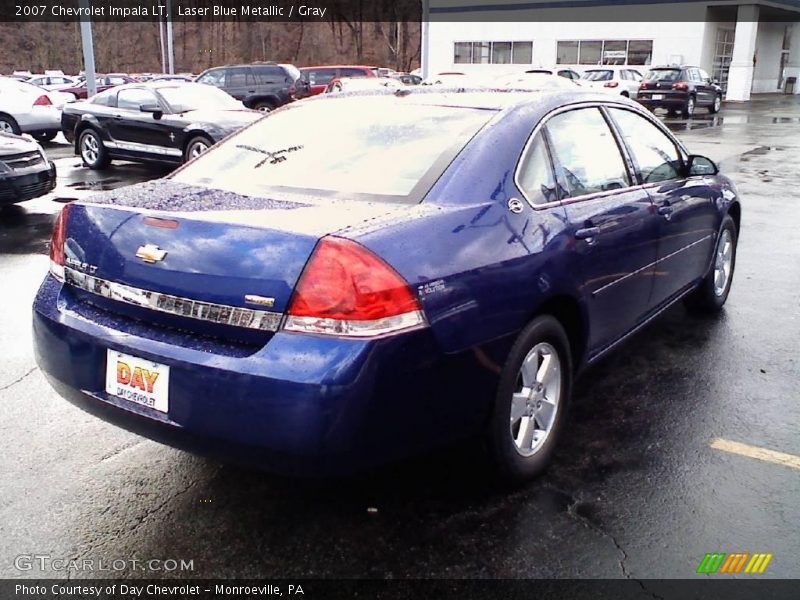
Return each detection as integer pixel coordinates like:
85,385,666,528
288,85,297,96
639,82,648,89
33,95,52,106
603,81,619,88
284,236,426,337
672,82,689,91
49,204,71,281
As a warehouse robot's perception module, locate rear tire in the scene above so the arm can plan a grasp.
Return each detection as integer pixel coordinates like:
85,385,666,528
487,315,572,483
35,131,57,143
0,113,21,135
681,95,696,118
252,101,274,113
78,128,110,170
684,215,738,313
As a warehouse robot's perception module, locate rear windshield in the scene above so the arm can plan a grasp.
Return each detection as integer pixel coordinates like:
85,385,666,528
582,70,613,81
172,96,494,203
645,69,682,82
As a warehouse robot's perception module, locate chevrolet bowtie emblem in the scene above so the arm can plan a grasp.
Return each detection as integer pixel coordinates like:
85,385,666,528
135,244,168,263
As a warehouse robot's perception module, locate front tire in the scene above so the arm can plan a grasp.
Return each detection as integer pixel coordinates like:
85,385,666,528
183,135,213,163
78,129,110,170
487,315,573,482
685,215,738,313
709,94,722,114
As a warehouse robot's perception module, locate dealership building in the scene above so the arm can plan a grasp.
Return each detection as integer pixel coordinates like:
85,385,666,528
421,0,800,100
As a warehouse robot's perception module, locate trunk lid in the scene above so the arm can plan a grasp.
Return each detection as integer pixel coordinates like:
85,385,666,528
61,180,412,341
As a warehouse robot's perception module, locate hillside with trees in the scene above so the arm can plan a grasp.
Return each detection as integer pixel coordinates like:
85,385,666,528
0,20,421,75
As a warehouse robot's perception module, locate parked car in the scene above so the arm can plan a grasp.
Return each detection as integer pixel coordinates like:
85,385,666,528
496,73,580,90
299,65,377,96
580,66,644,97
60,74,137,99
27,74,81,91
0,77,67,141
420,73,467,86
150,74,195,83
398,73,422,85
61,82,261,169
324,76,404,94
637,65,723,117
34,88,740,481
195,62,308,111
526,67,582,81
0,132,56,205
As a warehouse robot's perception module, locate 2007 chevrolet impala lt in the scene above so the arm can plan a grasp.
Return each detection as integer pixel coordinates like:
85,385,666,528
33,89,740,481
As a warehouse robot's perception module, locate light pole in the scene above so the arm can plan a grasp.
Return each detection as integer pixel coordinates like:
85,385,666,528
78,0,97,96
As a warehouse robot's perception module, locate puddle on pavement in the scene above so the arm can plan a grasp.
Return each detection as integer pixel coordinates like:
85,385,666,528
66,177,125,191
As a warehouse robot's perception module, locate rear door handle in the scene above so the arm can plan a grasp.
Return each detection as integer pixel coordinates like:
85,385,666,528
575,227,600,240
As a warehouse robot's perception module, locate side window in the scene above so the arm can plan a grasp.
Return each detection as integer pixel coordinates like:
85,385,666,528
251,66,279,84
226,67,253,87
698,69,711,82
545,108,630,198
197,69,225,87
307,69,336,86
609,108,683,184
116,88,158,110
517,133,558,205
340,68,368,78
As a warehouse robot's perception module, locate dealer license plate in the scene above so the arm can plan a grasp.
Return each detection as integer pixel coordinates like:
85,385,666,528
652,94,664,100
105,350,170,413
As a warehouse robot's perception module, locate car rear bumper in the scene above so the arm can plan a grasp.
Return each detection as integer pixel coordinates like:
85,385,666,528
33,276,485,475
0,162,56,204
637,92,690,108
15,106,62,133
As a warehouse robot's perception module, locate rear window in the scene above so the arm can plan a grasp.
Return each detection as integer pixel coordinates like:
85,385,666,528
582,70,613,81
645,69,682,82
172,96,494,202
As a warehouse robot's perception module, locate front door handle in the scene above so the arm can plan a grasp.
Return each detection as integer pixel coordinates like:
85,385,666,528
657,204,673,217
575,226,600,240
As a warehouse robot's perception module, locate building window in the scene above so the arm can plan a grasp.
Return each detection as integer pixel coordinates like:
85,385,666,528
452,41,534,65
454,42,472,64
627,40,653,65
579,41,603,65
557,39,652,66
556,41,579,64
512,41,533,64
492,41,512,64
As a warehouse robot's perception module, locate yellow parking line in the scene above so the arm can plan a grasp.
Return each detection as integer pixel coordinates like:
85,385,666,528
710,438,800,471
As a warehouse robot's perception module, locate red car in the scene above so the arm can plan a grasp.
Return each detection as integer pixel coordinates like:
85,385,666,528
61,74,136,99
299,65,377,96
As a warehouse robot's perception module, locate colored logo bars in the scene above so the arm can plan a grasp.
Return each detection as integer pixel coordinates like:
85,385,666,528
696,552,773,574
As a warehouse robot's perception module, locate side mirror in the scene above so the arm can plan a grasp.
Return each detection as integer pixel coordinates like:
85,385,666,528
140,103,163,119
687,154,718,176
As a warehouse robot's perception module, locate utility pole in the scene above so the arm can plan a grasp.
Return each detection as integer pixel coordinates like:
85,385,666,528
78,0,97,96
166,0,175,74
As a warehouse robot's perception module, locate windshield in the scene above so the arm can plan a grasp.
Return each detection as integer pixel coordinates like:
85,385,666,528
645,69,682,82
172,96,494,202
582,70,614,81
158,84,242,112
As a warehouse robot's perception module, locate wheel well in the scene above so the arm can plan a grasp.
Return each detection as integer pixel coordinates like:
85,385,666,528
621,91,629,97
248,96,278,109
183,131,213,151
728,202,741,235
533,295,587,371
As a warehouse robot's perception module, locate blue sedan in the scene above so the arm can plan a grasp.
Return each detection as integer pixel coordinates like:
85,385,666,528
33,89,741,481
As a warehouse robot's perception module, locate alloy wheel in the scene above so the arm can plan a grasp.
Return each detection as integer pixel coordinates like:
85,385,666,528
0,120,14,133
81,133,99,164
509,342,562,457
713,229,733,296
189,140,209,159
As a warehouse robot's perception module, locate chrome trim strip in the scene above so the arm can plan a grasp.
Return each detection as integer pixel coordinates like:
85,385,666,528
63,267,282,331
105,140,182,157
593,233,714,296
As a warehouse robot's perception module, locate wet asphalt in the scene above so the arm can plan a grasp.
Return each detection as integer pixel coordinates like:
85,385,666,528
0,96,798,582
